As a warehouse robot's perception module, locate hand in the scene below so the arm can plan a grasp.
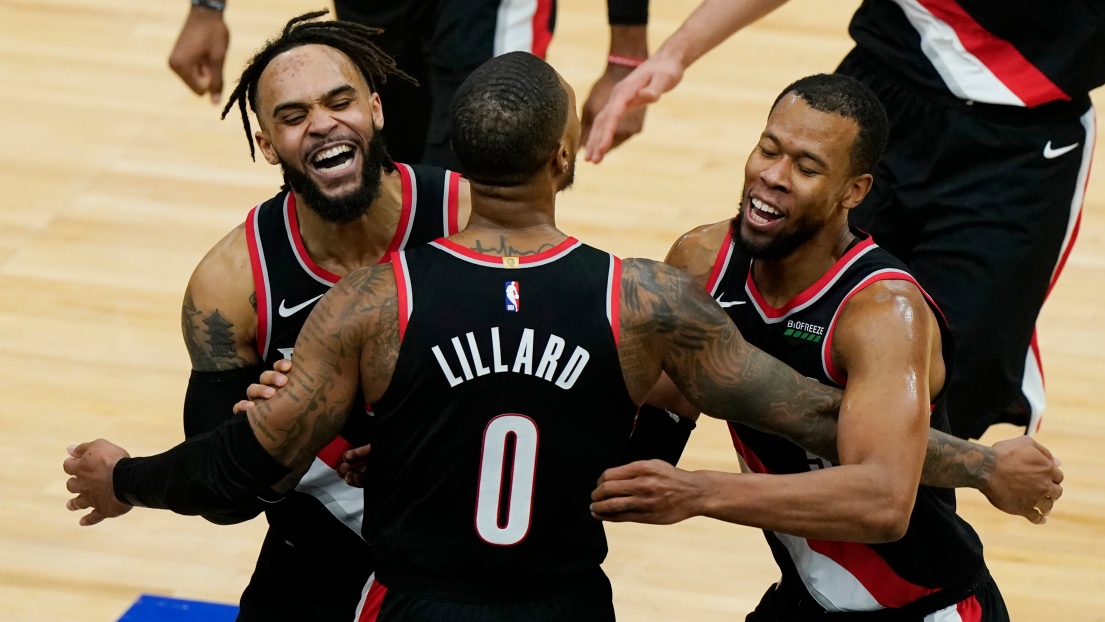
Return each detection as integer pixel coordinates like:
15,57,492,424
233,359,291,414
336,444,372,487
168,6,230,104
580,65,647,154
63,441,133,526
590,459,704,524
584,53,685,163
979,436,1063,524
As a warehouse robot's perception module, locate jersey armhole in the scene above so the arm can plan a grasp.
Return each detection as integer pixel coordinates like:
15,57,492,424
391,250,413,342
607,255,622,347
704,230,734,295
244,206,272,360
821,270,921,387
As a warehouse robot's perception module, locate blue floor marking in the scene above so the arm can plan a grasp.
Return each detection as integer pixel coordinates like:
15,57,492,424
117,595,238,622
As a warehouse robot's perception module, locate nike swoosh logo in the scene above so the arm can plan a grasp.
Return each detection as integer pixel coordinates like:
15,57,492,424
278,294,324,317
1044,141,1079,159
717,299,747,308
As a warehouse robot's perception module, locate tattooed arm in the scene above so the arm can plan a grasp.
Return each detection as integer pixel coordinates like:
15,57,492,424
616,258,842,456
183,225,263,373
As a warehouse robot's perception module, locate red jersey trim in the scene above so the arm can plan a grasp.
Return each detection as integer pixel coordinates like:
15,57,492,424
956,595,983,622
430,237,582,268
705,230,734,296
385,163,417,256
804,539,941,608
821,269,923,386
391,251,412,342
746,237,877,324
244,206,272,360
316,435,355,470
607,255,622,347
355,575,387,622
916,0,1070,107
285,192,341,285
531,0,554,58
726,423,774,474
445,170,462,235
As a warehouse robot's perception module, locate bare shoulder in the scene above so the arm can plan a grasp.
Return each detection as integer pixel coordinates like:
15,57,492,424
832,279,942,374
664,220,730,286
183,224,261,371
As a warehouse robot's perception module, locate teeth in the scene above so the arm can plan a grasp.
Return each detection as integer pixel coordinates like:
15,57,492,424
750,197,781,216
313,144,352,163
316,156,354,173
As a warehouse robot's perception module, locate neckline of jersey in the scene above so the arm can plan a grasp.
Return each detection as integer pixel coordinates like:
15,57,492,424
433,236,581,266
744,234,876,318
285,164,415,284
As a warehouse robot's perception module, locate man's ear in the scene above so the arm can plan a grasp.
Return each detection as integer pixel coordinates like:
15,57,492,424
841,173,874,211
256,130,280,166
370,91,384,130
554,139,572,177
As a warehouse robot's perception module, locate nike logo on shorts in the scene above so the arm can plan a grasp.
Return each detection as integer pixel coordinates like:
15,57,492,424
278,294,325,317
1043,141,1079,159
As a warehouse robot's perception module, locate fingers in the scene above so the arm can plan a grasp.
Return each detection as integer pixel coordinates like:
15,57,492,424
274,359,293,373
260,370,288,388
590,494,642,517
1031,438,1055,462
67,495,91,512
595,459,660,487
80,508,106,527
232,400,254,414
342,444,372,463
246,383,276,401
66,477,80,493
1050,483,1064,501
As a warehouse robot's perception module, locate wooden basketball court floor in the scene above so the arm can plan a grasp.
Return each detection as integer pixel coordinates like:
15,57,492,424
1,0,1103,619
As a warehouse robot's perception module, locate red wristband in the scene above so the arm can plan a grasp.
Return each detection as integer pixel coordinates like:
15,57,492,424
608,54,646,68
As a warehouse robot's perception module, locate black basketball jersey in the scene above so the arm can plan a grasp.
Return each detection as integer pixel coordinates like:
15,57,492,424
706,227,988,614
238,163,461,617
366,238,637,600
849,0,1105,108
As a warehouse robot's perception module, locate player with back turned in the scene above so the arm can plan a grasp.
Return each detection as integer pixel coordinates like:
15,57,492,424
66,53,1061,621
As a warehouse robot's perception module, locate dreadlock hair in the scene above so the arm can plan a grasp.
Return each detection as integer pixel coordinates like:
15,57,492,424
220,10,415,161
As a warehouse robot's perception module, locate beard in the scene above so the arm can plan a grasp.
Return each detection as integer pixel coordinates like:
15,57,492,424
280,130,390,224
730,188,824,261
559,155,576,192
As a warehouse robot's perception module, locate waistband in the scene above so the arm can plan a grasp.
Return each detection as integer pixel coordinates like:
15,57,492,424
374,566,612,604
839,48,1092,125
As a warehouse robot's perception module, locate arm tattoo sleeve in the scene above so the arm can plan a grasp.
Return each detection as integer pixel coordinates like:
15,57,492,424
620,259,842,456
921,429,996,489
182,288,256,372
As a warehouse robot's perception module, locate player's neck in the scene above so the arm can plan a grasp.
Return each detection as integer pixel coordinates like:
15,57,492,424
293,168,405,275
451,181,566,255
752,222,855,307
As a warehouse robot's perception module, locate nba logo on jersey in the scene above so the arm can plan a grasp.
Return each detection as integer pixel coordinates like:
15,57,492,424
505,281,520,312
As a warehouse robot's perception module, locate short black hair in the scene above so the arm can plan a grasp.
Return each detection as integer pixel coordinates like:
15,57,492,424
221,10,415,161
450,52,569,185
772,74,888,176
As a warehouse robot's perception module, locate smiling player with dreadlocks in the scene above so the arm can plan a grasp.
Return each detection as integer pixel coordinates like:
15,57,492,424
154,12,472,621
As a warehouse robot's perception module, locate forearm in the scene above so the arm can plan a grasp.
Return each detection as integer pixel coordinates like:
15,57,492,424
920,429,996,490
183,365,263,437
693,466,912,542
610,25,648,59
113,415,290,515
653,0,789,68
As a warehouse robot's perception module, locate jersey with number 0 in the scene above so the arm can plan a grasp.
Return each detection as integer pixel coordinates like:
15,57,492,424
707,227,989,614
240,163,461,618
368,238,637,595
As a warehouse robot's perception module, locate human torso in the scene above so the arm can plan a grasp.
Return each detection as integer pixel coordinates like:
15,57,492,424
849,0,1105,107
705,227,987,614
366,238,637,600
240,163,461,610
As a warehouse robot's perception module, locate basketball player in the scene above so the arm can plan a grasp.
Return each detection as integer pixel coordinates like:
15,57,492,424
585,0,1104,439
169,14,470,622
590,74,1064,620
67,54,1060,621
171,0,651,168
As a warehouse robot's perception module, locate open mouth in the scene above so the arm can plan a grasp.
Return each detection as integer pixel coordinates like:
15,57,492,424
310,144,356,174
747,196,783,226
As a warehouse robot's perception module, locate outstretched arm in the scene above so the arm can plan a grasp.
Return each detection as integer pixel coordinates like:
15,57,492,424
585,0,790,162
63,265,398,525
